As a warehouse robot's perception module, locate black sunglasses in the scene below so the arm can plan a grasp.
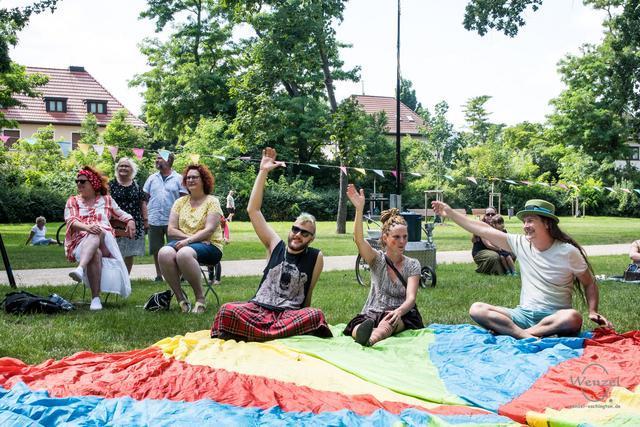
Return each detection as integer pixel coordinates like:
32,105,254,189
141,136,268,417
485,213,496,217
75,179,89,184
291,225,313,238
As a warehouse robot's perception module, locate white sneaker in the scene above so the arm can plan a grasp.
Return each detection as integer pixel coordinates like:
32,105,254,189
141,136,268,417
69,266,84,283
90,297,103,311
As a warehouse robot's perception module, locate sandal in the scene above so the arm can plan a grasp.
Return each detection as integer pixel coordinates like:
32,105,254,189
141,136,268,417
191,301,206,314
179,300,191,313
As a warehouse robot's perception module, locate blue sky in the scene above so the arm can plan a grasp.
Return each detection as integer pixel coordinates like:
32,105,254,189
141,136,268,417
11,0,605,127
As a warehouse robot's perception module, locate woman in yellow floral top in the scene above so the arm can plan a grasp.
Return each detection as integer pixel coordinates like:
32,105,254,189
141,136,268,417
158,164,224,313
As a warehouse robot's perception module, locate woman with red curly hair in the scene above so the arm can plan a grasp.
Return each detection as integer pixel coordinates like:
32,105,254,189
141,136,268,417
343,184,424,347
158,164,224,314
65,166,135,310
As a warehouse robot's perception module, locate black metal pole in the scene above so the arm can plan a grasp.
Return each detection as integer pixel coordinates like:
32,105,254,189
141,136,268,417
0,233,17,288
395,0,401,197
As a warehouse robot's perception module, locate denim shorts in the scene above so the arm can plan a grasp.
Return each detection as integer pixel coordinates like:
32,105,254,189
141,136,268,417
505,305,557,329
166,240,222,266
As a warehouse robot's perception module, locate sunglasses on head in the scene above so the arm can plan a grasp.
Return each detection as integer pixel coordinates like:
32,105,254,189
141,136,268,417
291,225,313,238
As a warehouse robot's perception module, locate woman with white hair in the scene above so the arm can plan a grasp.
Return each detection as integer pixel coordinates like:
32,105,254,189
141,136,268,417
109,157,148,273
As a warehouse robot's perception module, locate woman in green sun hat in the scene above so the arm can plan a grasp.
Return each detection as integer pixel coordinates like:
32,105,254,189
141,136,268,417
432,198,613,339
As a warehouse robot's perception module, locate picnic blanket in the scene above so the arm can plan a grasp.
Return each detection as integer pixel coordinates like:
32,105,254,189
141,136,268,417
0,324,639,426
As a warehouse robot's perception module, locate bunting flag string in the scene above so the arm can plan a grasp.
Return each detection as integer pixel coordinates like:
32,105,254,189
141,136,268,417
7,142,640,195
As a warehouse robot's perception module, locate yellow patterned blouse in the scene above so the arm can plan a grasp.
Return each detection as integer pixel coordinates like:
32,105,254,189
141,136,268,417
171,195,224,251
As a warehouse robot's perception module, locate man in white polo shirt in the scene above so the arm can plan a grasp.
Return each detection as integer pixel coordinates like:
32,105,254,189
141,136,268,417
432,199,612,339
143,152,188,281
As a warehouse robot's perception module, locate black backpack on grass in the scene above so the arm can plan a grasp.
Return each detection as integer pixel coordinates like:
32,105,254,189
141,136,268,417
1,291,74,315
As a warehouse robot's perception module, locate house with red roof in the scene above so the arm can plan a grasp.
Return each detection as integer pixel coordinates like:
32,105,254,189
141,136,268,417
352,95,425,140
1,66,145,148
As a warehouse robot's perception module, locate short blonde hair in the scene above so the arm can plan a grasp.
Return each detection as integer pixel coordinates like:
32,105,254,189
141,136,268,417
36,216,46,224
295,212,317,233
115,157,138,179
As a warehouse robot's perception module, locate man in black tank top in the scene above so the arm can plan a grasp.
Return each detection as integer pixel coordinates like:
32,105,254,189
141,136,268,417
211,147,332,342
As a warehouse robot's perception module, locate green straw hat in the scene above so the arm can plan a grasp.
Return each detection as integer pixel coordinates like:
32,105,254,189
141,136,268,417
516,199,559,223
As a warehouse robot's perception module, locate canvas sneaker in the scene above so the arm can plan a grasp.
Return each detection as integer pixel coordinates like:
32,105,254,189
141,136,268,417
69,266,84,283
90,297,103,311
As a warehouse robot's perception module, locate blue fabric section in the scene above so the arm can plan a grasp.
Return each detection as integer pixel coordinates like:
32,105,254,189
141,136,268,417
0,382,441,426
428,324,588,412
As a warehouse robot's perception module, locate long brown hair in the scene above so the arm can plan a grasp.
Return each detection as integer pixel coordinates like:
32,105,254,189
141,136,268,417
379,208,407,248
541,216,592,304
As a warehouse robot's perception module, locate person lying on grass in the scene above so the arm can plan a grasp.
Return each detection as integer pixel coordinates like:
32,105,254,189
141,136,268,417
344,184,424,347
210,147,332,342
432,198,612,339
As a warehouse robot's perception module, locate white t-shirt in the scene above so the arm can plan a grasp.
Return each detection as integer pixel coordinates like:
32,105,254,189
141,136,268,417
507,234,588,311
226,194,235,209
31,225,47,244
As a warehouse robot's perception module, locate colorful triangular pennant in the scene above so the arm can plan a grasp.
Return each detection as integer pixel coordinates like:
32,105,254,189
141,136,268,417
77,143,90,154
108,146,118,161
93,145,105,156
58,141,72,157
133,148,144,161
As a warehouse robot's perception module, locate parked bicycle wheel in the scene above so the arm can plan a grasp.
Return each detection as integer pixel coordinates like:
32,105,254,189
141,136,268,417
420,265,436,288
56,222,66,246
355,254,371,287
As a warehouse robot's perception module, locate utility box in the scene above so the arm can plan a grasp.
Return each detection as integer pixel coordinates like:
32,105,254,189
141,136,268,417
401,212,422,242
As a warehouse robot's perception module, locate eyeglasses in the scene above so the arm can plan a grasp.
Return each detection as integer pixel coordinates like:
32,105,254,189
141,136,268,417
185,175,201,181
75,179,89,185
291,225,313,238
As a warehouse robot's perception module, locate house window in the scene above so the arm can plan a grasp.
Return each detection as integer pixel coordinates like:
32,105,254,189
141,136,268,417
45,98,67,112
87,101,107,114
629,146,640,161
71,132,84,150
2,129,20,148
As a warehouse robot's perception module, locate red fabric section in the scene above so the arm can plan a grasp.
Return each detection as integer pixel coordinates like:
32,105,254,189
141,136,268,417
211,301,332,341
0,347,488,417
499,328,640,423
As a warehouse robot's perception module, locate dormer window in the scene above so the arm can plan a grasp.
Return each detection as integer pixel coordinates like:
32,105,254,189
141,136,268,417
45,97,67,112
86,100,107,114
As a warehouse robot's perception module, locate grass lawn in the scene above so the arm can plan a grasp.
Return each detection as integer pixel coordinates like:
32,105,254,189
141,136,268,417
1,254,638,364
1,216,639,270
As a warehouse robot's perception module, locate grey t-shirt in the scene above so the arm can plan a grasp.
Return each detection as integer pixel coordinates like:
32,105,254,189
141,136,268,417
360,251,421,316
507,234,588,311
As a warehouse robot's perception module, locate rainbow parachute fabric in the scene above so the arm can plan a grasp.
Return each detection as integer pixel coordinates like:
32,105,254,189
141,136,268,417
1,324,639,426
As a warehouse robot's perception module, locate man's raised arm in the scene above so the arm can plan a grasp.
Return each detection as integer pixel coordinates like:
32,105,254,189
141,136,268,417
432,201,510,251
247,147,285,252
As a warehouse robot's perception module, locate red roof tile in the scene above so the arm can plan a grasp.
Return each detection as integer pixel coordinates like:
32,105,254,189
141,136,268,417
352,95,424,135
1,66,146,128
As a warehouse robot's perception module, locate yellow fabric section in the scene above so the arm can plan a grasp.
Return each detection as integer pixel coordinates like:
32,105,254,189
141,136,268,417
155,330,442,410
526,385,640,426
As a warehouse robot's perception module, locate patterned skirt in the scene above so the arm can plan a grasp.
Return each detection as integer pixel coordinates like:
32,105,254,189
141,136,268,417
211,302,333,342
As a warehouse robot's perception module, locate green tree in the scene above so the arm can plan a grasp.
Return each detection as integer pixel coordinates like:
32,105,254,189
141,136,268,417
463,0,543,37
329,98,382,233
1,1,58,128
462,95,498,146
78,113,101,146
399,77,420,112
133,0,236,144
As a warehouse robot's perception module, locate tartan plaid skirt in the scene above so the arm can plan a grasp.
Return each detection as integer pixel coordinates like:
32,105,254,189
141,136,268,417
211,302,333,342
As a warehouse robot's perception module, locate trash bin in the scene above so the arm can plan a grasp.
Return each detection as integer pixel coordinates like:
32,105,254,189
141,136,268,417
400,212,422,242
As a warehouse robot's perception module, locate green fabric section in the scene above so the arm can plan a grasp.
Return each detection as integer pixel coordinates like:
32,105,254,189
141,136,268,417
277,325,466,406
